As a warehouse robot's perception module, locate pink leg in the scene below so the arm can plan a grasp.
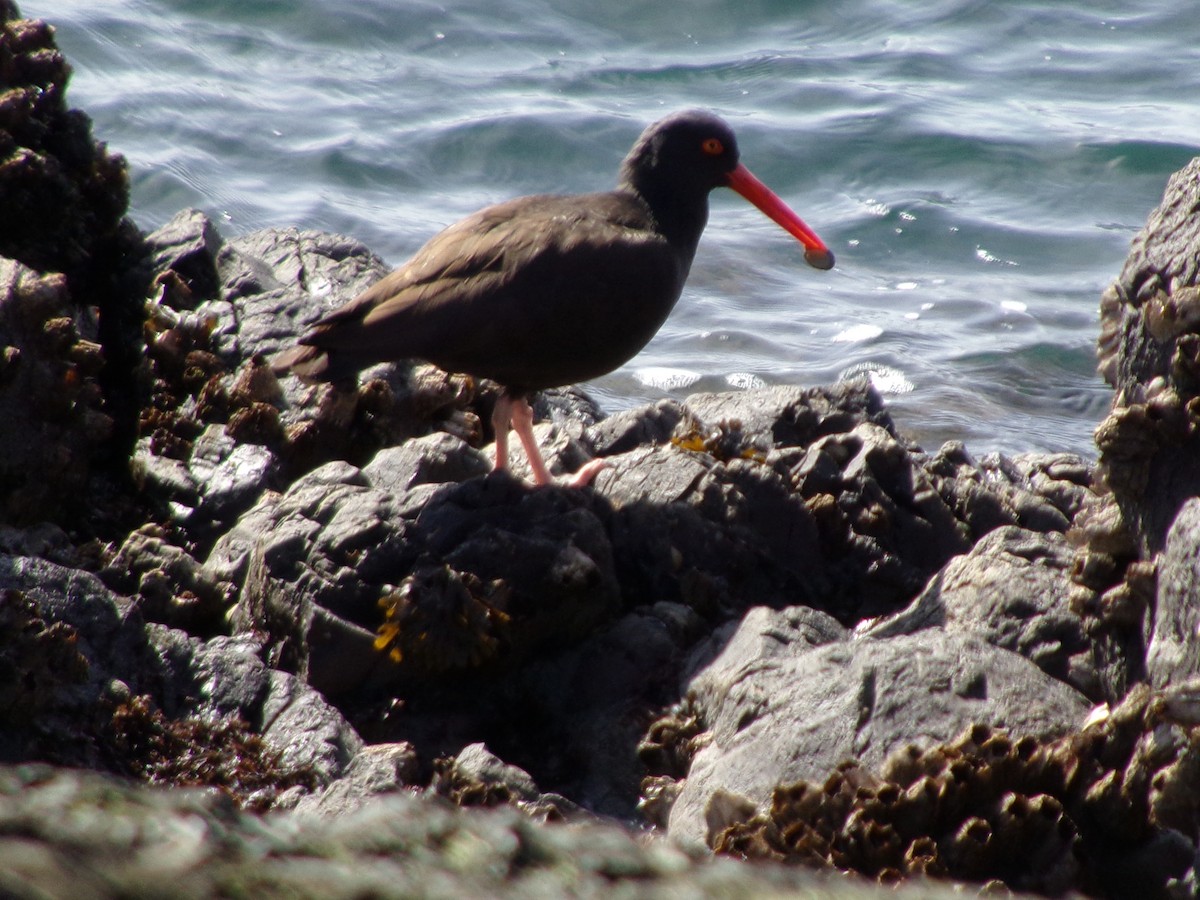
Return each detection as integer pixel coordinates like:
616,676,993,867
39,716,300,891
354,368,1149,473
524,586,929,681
509,396,555,486
491,393,512,473
495,392,609,488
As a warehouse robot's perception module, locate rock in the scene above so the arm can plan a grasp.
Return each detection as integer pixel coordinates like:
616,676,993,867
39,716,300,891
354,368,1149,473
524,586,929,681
0,260,112,524
494,601,710,818
1147,498,1200,688
683,381,897,448
99,524,232,633
258,668,362,784
861,526,1099,698
131,424,278,536
216,458,620,697
291,741,419,817
142,208,225,304
783,419,971,619
0,762,967,899
684,605,849,713
667,629,1091,848
13,18,1200,893
0,552,361,798
405,476,621,669
927,443,1094,538
0,14,132,282
0,9,147,478
711,684,1200,897
588,398,685,457
360,432,490,494
1095,156,1200,553
212,226,389,366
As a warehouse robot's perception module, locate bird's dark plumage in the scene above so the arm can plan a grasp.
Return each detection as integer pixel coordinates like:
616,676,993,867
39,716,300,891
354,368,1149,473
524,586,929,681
274,110,832,484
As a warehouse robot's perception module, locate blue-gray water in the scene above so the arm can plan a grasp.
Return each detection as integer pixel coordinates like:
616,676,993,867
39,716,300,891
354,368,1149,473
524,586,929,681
34,0,1200,457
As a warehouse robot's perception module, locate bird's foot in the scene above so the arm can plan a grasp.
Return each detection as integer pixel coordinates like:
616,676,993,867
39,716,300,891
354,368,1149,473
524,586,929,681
563,458,608,488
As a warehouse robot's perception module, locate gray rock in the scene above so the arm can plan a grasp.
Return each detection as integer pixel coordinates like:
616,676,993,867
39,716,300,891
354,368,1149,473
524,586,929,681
143,208,225,304
450,742,543,801
132,425,278,531
259,669,363,784
291,741,420,817
587,399,686,457
861,526,1099,698
927,443,1094,537
1147,498,1200,688
213,226,389,366
684,380,897,448
361,432,490,494
0,553,362,790
1094,156,1200,553
684,605,849,711
668,629,1091,847
0,763,962,899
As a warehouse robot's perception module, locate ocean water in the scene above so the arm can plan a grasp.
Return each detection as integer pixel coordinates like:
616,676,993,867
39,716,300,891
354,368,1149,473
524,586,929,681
31,0,1200,458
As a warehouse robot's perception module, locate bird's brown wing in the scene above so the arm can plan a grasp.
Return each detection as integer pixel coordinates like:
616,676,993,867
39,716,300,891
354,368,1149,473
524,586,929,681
291,192,685,388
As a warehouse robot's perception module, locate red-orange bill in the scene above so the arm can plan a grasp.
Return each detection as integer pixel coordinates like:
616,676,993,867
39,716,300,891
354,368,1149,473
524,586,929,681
726,163,835,271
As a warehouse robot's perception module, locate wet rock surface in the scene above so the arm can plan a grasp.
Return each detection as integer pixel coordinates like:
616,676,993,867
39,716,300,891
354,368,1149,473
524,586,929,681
4,5,1200,897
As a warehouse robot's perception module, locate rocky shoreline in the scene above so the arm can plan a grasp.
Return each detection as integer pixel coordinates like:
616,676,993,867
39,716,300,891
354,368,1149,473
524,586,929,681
3,4,1200,897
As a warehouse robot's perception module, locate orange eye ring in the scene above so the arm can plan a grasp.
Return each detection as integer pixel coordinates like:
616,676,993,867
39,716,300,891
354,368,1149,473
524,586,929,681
701,137,724,156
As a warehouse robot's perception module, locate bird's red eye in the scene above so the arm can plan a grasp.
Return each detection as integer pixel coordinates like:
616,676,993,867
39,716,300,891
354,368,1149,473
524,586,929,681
701,138,724,156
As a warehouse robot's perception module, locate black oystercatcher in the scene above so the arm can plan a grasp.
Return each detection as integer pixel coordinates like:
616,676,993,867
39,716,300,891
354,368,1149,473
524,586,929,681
275,110,834,485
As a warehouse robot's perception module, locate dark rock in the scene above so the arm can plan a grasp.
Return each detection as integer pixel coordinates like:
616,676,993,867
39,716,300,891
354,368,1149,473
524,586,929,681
490,601,709,818
0,13,131,282
215,456,620,698
142,208,225,305
667,628,1091,847
861,526,1099,698
408,476,621,668
783,420,971,619
684,381,897,448
928,442,1094,537
0,553,360,796
0,260,112,523
0,9,147,481
588,398,685,457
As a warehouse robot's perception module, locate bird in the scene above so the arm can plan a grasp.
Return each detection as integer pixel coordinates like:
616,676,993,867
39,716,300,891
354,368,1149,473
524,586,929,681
273,109,834,486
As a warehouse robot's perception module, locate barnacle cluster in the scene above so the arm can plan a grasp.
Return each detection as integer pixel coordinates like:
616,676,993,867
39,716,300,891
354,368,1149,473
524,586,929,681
636,699,711,827
430,755,515,809
710,682,1200,896
0,588,88,729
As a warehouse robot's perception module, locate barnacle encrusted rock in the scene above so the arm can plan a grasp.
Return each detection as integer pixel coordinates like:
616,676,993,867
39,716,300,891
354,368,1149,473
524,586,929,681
711,682,1200,897
1095,157,1200,554
0,7,146,496
0,261,112,522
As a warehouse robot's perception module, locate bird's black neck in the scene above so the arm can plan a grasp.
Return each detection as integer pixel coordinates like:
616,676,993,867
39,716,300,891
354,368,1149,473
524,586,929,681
619,170,711,254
